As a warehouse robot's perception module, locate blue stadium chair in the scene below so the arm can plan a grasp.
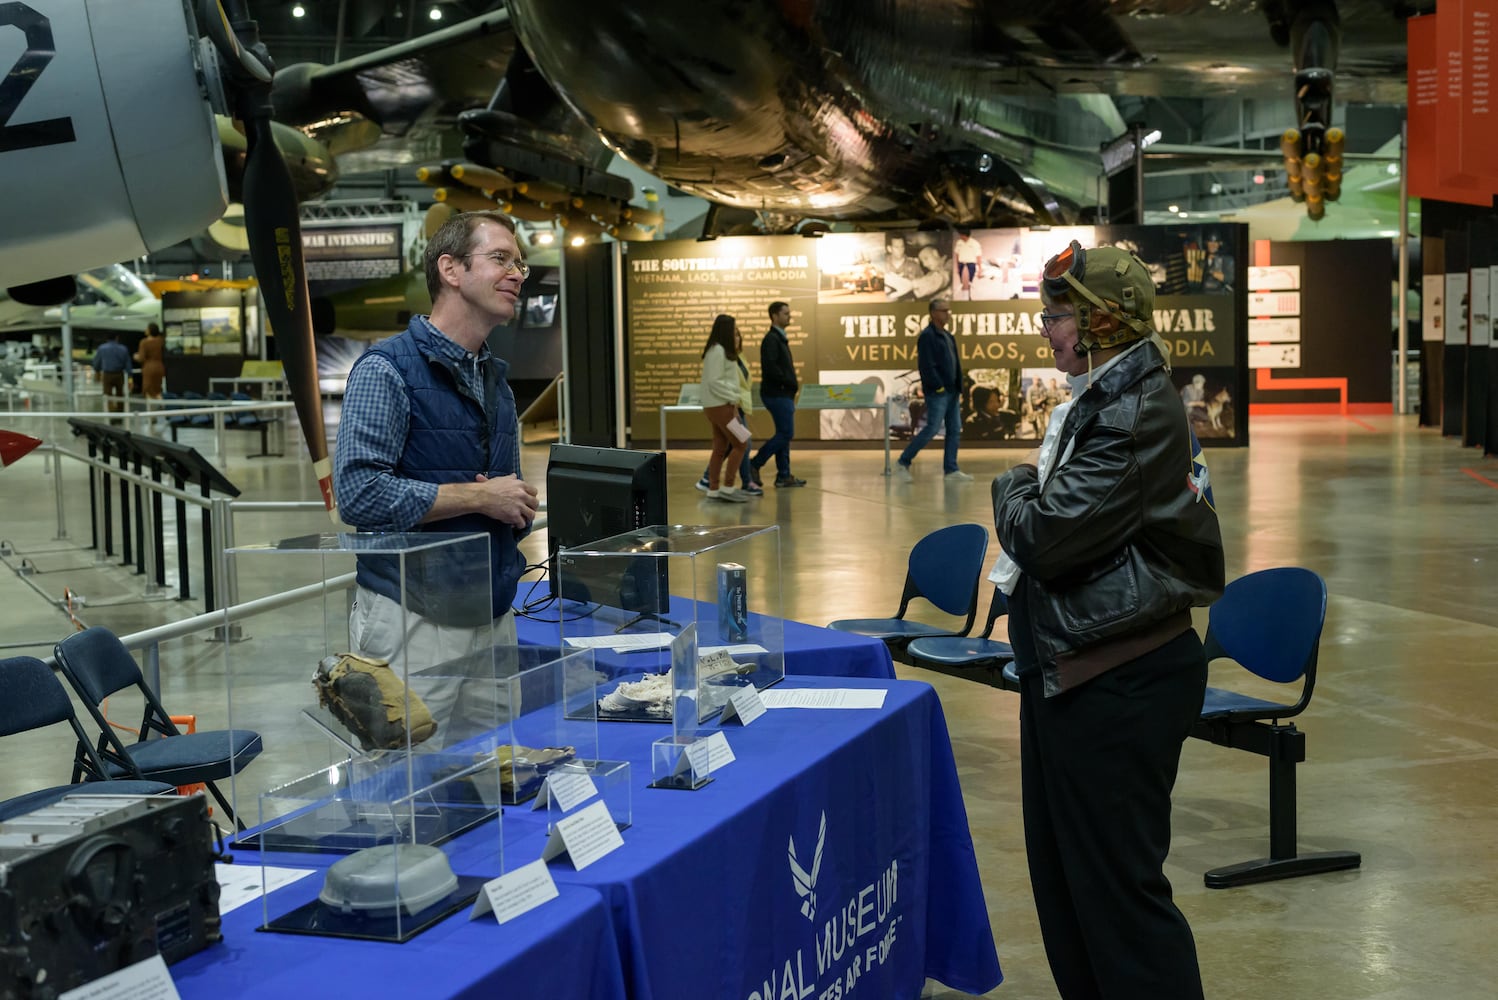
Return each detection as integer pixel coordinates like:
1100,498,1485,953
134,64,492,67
0,655,175,823
1192,567,1362,888
828,523,989,659
905,587,1018,690
54,627,263,830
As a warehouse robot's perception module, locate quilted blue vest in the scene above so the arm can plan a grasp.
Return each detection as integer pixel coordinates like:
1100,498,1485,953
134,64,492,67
354,318,524,622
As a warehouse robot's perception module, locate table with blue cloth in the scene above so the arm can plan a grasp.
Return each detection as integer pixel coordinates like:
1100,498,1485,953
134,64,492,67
505,675,1002,1000
513,586,896,680
171,859,625,999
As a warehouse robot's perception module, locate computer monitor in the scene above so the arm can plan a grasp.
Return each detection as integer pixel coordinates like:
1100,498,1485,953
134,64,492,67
545,445,668,613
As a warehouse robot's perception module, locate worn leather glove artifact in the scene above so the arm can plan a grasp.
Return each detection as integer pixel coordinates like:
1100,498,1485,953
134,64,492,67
314,652,439,751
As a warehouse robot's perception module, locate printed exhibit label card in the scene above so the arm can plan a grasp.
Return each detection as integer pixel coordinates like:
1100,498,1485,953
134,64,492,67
705,731,736,771
470,858,560,924
541,799,624,871
530,769,600,813
721,684,766,725
761,688,888,709
59,955,178,1000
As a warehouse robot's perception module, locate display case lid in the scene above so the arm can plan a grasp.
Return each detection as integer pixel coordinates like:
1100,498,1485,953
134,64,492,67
561,524,777,556
228,531,489,555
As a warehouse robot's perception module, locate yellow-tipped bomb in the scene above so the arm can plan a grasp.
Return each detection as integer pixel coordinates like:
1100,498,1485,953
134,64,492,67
569,194,623,219
416,160,462,187
609,223,655,241
623,205,665,227
423,202,455,238
498,198,559,223
1322,127,1345,201
514,180,571,205
451,163,513,193
1302,153,1325,220
1280,129,1305,202
433,187,498,213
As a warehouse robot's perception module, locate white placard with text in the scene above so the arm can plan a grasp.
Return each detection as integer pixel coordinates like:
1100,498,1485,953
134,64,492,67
541,799,624,871
470,858,560,924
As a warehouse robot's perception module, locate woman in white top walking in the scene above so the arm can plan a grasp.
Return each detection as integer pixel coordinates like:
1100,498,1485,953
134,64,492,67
699,314,751,502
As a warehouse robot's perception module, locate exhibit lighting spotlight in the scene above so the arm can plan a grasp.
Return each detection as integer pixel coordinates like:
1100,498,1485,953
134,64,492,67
429,6,443,20
536,232,555,246
570,236,586,247
1168,204,1180,213
291,3,304,15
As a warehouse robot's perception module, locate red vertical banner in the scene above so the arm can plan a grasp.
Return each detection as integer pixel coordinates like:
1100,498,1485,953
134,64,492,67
1437,0,1498,189
1408,15,1495,205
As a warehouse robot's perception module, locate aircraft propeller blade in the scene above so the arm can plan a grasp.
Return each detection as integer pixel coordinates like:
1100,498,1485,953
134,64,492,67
0,431,43,468
202,0,334,513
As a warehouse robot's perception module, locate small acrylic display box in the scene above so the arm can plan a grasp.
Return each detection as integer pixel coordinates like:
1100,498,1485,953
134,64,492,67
256,755,502,943
221,532,493,832
554,525,785,740
542,759,633,832
439,643,600,806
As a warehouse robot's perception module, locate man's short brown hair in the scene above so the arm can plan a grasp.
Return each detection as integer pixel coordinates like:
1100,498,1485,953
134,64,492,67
424,211,518,300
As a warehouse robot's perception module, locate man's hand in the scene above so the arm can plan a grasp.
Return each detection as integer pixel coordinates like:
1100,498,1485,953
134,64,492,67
473,473,539,529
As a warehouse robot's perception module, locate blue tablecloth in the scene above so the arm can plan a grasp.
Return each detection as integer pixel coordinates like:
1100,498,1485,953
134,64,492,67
172,853,624,1000
520,676,1003,1000
514,585,896,680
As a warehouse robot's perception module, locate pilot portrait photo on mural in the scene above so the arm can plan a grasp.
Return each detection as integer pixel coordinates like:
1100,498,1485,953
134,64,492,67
961,367,1026,441
882,230,953,302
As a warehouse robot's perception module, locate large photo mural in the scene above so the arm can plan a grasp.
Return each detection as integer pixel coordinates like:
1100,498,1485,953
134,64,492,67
627,224,1247,447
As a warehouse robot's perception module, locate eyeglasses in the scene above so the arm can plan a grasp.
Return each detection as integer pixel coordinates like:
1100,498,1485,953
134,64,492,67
1039,311,1074,331
461,251,530,278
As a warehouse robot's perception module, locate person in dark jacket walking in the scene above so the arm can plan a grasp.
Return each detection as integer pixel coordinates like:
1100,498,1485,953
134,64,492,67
991,241,1224,1000
750,301,805,487
894,299,971,482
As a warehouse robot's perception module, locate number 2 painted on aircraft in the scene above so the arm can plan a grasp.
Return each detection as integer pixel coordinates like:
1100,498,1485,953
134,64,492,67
0,1,77,153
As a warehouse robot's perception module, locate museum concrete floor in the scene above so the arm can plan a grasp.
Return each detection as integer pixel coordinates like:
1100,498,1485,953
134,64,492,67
2,408,1495,999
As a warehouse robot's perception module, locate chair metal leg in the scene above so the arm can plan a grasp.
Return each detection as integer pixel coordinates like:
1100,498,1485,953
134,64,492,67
1205,722,1362,888
202,779,245,832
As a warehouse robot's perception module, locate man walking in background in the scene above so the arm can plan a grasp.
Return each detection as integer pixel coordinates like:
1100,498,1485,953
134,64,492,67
751,300,806,487
91,333,132,413
895,299,972,483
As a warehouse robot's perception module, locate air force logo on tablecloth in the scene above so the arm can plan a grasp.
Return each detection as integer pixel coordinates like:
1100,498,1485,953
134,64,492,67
788,811,827,921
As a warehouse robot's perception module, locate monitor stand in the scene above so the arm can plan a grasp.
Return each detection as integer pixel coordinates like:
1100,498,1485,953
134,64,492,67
612,610,682,634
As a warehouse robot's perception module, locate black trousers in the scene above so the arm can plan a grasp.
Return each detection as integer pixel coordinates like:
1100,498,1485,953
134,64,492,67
1019,629,1208,1000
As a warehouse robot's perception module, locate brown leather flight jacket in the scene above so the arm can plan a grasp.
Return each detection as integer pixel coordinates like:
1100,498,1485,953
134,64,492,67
992,339,1225,696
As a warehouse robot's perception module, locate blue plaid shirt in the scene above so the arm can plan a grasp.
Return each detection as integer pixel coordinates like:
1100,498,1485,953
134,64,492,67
335,316,518,530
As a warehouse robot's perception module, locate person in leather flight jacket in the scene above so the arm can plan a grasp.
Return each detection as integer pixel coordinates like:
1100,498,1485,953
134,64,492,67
992,241,1224,1000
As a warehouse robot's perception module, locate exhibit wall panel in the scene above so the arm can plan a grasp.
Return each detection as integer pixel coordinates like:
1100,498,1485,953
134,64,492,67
625,223,1249,447
1248,239,1395,415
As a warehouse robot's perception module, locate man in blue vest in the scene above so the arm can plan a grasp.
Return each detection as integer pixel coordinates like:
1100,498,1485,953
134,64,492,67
894,299,973,483
334,211,539,739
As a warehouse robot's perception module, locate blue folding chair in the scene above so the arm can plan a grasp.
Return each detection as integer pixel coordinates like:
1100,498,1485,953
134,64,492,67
0,656,175,822
1192,567,1362,888
905,587,1018,690
54,627,263,830
828,523,989,659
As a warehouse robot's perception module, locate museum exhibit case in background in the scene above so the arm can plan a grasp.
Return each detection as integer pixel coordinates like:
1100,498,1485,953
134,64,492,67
554,525,785,749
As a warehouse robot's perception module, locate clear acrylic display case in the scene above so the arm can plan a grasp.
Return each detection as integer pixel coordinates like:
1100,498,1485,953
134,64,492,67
424,643,601,806
555,525,785,730
221,532,492,829
256,755,502,943
542,759,632,832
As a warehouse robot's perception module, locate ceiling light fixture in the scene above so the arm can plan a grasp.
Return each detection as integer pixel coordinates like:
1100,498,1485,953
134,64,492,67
535,232,555,246
429,6,443,20
570,236,586,247
1168,204,1179,213
291,3,304,16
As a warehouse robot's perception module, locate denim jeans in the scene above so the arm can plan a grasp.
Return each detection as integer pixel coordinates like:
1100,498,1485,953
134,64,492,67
899,389,961,473
753,395,796,478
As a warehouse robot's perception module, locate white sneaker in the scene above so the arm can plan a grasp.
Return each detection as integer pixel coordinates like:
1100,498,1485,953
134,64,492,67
944,470,974,482
893,463,914,482
709,487,750,503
